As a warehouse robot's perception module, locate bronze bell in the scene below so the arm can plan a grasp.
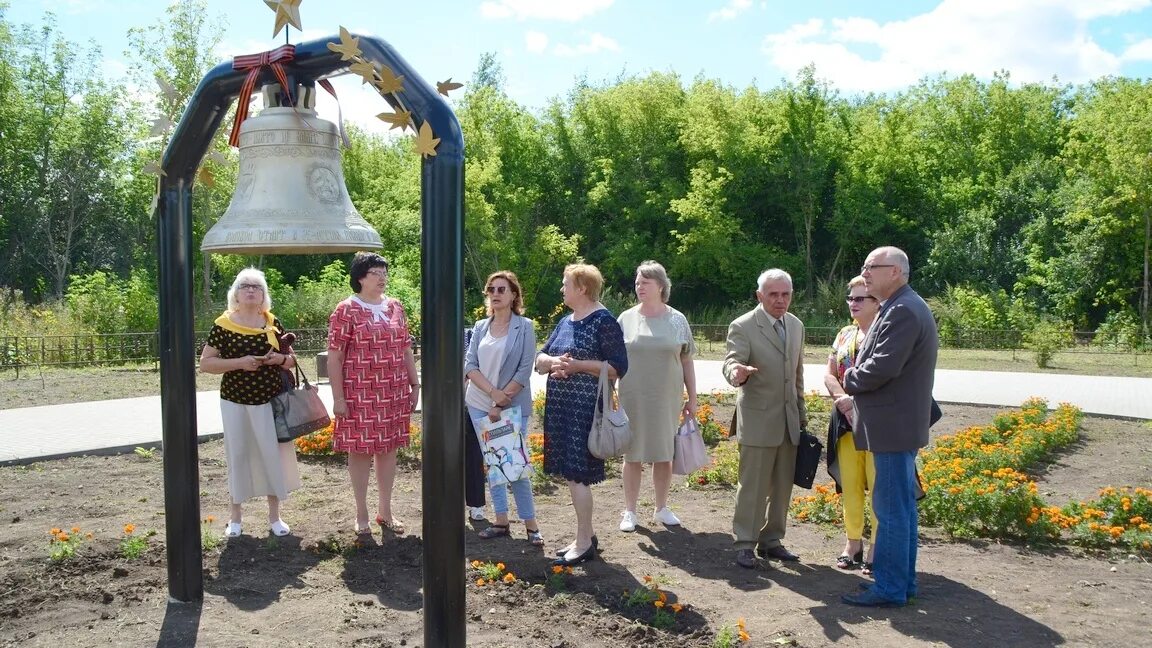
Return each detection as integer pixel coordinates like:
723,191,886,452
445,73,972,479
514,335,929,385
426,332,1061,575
201,84,382,254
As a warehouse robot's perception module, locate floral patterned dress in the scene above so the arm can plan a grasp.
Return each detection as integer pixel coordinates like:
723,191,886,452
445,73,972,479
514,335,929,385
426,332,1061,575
327,297,413,454
540,308,628,485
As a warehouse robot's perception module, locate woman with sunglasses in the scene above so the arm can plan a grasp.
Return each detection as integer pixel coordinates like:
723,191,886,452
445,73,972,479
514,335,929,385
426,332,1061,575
464,271,543,546
327,252,420,537
199,268,300,539
824,275,880,574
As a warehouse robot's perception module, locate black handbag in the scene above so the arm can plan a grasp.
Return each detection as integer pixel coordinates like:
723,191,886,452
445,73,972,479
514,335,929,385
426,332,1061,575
271,363,331,443
793,428,824,489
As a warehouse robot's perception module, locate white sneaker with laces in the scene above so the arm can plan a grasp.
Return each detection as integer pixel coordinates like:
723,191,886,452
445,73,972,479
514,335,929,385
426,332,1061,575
468,506,486,521
619,510,638,532
654,507,681,526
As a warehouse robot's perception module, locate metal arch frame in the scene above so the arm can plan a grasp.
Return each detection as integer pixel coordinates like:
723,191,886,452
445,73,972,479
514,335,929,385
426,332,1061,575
157,35,465,646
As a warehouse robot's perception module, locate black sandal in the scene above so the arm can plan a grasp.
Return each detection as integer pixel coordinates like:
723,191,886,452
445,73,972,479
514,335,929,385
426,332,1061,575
478,524,509,540
526,528,544,546
836,549,863,570
861,562,874,576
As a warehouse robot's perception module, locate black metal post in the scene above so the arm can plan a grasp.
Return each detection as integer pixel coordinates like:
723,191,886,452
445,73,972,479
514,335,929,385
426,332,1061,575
157,36,465,647
158,174,202,602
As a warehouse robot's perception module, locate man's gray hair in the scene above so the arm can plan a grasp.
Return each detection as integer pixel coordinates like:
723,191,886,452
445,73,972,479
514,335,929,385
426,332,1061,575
876,246,911,276
756,268,793,291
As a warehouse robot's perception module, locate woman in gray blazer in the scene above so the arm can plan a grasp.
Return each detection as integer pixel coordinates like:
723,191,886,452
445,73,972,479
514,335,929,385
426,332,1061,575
464,271,543,546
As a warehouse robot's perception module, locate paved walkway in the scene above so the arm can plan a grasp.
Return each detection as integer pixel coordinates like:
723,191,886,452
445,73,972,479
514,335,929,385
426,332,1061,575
1,361,1148,465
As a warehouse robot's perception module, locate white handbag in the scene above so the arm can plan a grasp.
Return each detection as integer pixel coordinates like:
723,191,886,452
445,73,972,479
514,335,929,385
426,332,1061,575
587,362,631,459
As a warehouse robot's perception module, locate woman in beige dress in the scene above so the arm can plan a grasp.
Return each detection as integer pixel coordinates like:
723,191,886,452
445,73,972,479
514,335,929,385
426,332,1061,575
616,260,697,532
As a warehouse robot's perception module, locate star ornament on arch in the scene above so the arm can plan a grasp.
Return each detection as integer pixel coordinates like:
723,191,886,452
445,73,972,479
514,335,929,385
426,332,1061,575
264,0,303,39
374,64,405,95
437,78,463,97
414,120,440,158
327,26,361,61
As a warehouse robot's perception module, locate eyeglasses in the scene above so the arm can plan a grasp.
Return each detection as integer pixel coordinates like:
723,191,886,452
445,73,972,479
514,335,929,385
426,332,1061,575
860,263,895,273
485,285,508,295
237,283,263,291
366,269,388,278
845,296,875,304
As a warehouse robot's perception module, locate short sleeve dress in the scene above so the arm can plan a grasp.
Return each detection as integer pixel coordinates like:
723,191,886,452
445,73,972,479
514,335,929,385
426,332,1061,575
617,305,695,463
540,308,628,486
327,297,414,454
206,313,301,504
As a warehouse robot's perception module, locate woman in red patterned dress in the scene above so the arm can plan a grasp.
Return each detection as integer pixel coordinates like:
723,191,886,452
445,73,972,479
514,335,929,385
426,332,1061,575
327,253,420,536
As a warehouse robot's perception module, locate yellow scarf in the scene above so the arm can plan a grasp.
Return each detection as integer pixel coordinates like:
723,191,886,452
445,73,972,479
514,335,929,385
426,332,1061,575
214,311,280,350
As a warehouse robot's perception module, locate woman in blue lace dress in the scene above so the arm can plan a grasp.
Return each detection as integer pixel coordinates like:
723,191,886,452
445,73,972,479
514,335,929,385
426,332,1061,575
536,263,628,566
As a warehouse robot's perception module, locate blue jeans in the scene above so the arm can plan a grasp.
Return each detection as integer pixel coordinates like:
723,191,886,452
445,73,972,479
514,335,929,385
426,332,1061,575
466,406,536,521
870,450,919,603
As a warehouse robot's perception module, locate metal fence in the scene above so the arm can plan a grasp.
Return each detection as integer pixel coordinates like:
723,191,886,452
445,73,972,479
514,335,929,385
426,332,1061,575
0,328,333,376
2,325,1147,374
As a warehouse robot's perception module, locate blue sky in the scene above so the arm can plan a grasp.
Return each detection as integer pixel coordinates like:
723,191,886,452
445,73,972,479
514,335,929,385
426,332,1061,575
9,0,1152,134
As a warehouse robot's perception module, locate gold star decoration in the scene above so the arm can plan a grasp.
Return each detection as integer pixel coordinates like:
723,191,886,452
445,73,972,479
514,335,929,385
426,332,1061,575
436,78,463,97
264,0,303,39
376,110,412,131
414,120,440,158
142,161,167,177
198,167,216,188
327,26,361,61
155,73,179,103
149,117,173,138
349,59,377,85
374,64,405,95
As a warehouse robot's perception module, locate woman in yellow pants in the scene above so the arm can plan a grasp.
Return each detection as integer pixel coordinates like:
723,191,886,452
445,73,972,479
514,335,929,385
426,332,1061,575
824,276,879,574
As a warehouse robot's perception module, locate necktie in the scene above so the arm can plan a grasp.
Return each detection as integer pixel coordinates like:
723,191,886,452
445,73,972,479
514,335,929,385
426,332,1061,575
774,319,786,344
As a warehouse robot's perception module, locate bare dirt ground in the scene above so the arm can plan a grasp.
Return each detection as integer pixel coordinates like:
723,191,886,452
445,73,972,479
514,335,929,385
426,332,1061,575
1,404,1149,648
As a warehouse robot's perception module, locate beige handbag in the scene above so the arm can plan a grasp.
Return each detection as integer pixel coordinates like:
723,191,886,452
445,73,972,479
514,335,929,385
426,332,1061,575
587,361,631,459
271,364,331,443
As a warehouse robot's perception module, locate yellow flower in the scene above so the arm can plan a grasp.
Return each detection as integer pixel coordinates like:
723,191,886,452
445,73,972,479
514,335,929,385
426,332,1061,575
654,600,665,608
123,523,136,535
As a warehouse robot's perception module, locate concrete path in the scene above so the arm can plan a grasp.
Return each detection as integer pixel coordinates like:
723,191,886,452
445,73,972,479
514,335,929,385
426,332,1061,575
1,361,1148,465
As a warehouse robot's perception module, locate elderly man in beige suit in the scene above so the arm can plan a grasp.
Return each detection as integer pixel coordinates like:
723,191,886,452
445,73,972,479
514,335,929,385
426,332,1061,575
723,268,806,569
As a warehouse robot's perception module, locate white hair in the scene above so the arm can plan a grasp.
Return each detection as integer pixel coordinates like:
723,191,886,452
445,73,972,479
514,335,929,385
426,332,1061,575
226,267,272,312
756,268,793,291
872,246,911,276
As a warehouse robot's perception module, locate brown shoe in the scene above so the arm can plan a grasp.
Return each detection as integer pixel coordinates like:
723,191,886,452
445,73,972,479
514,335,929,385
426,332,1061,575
735,548,758,569
758,545,800,562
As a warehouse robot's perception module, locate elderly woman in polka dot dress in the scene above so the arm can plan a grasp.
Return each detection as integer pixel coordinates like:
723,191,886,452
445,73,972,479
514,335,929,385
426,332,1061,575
199,268,301,539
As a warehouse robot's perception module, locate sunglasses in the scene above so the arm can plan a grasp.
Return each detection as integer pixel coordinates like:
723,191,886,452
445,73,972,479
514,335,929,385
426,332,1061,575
485,285,509,295
845,296,875,304
238,283,263,291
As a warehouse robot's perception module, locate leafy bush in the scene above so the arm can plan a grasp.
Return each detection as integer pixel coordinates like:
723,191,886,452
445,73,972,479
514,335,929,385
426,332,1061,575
1094,309,1144,350
1024,318,1074,368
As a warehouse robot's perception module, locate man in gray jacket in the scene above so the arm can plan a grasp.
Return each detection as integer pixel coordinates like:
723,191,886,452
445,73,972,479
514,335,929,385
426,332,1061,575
840,247,938,607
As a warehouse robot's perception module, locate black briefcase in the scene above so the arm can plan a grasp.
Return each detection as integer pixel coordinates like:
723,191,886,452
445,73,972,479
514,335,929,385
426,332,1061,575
793,429,824,489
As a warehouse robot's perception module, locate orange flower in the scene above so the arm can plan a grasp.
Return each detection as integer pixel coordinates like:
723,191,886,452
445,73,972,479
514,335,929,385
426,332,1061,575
204,515,216,523
123,524,136,535
670,603,683,613
49,528,61,536
658,591,668,603
470,560,482,568
475,578,486,586
503,573,516,583
496,562,506,571
564,566,574,575
738,629,751,642
71,526,80,534
642,575,653,583
552,565,564,574
58,533,70,542
654,600,665,608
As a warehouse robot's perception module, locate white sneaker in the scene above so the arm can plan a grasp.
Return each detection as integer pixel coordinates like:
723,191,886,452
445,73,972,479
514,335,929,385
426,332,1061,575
619,510,638,532
468,506,486,521
654,507,681,526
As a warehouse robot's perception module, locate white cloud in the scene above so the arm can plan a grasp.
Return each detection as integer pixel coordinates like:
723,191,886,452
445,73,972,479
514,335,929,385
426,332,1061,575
479,0,614,22
525,30,550,53
760,0,1147,91
708,0,752,23
552,32,620,57
1122,38,1152,61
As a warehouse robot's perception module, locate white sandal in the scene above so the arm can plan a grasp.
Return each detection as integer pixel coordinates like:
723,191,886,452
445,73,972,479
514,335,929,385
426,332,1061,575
270,519,291,536
224,521,242,538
